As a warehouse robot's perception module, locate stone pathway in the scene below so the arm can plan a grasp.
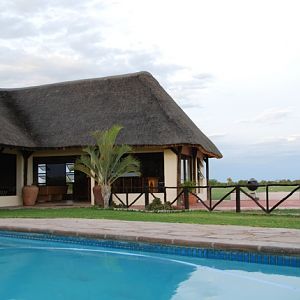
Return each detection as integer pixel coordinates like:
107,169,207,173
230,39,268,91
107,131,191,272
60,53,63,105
0,218,299,255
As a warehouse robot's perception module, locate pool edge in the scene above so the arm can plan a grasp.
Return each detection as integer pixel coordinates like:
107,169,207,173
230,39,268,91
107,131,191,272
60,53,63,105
0,225,299,257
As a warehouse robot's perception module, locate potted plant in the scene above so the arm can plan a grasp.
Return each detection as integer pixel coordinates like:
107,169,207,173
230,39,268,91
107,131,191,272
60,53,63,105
22,184,39,206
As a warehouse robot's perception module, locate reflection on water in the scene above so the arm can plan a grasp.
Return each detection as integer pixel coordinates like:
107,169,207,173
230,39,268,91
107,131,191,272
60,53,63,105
172,266,300,300
0,245,193,300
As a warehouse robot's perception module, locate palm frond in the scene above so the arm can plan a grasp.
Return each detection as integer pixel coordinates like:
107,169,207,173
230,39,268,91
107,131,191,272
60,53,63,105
76,125,140,188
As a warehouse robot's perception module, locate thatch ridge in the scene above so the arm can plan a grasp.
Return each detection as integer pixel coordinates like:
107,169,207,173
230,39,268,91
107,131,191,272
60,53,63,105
0,72,222,158
1,71,151,91
0,91,36,147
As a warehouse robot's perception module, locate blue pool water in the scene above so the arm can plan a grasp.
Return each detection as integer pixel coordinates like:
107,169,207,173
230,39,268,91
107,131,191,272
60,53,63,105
0,233,299,300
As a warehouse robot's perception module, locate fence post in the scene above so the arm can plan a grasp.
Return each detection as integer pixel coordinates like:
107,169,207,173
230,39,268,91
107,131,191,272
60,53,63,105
109,189,113,207
266,185,269,213
236,186,241,213
183,187,189,210
144,185,149,208
208,186,212,211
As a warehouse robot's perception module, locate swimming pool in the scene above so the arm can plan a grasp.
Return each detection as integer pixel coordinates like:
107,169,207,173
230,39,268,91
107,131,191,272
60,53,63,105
0,231,299,300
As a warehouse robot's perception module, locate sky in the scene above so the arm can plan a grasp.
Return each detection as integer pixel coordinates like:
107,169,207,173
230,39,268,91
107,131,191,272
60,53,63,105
0,0,299,181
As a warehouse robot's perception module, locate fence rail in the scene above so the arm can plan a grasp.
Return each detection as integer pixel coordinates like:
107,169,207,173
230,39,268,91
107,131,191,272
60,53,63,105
111,184,300,214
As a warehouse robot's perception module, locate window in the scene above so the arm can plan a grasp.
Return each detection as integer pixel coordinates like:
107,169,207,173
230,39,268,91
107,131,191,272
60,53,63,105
66,163,75,183
37,164,46,185
180,155,192,183
36,162,74,186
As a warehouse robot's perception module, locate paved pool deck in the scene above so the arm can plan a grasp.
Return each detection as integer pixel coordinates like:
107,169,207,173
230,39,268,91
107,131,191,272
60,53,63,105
0,218,299,256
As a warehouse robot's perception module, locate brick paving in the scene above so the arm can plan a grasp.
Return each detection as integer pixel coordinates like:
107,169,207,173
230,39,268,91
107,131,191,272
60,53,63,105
0,218,299,255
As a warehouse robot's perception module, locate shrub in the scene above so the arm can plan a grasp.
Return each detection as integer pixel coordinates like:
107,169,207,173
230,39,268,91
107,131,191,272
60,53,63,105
180,180,196,192
146,198,173,211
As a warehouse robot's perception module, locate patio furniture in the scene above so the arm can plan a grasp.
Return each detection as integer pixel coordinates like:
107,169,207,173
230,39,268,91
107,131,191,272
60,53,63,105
37,186,68,202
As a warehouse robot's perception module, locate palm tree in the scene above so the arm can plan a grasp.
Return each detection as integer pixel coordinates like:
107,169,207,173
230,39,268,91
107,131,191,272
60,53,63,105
75,125,140,208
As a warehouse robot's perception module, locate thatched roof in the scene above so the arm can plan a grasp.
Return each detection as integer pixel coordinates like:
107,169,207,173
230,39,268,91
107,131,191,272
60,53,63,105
0,72,222,158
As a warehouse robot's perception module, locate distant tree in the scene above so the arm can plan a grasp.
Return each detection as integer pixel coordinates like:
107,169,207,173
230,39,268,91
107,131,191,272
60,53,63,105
226,177,234,185
209,179,219,186
237,179,247,186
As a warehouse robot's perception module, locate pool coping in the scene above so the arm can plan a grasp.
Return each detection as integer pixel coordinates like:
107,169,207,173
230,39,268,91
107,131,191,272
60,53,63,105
1,226,300,268
0,219,299,257
1,225,299,256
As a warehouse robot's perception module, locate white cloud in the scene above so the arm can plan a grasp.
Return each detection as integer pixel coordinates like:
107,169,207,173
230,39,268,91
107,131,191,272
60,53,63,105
0,0,299,179
237,108,292,124
286,134,300,142
208,133,227,139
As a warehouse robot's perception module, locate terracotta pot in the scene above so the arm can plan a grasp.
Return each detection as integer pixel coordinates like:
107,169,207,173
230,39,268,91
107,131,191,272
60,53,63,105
189,194,198,205
93,185,104,207
22,185,39,206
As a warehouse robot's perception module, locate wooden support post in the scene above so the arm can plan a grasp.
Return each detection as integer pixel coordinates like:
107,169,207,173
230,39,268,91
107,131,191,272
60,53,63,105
191,147,197,183
109,190,113,207
205,156,210,184
236,186,241,213
126,192,129,208
176,146,183,206
144,185,149,207
204,156,210,202
183,187,189,210
266,185,269,213
176,146,182,187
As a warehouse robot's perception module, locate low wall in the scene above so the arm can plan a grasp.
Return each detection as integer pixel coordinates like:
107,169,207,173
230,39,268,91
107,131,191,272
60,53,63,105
0,195,22,207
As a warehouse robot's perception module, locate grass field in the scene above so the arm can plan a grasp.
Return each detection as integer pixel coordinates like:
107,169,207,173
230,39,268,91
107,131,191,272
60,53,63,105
211,185,299,200
0,207,299,229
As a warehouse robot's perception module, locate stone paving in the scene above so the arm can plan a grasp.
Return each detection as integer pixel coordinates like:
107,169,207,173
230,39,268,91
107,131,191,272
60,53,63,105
0,218,299,255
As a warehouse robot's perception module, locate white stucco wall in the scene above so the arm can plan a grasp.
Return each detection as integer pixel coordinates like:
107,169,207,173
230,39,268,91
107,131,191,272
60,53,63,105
196,152,208,201
163,149,178,202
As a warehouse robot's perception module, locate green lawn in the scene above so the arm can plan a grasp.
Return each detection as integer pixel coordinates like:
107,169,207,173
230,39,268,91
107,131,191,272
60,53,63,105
0,208,299,229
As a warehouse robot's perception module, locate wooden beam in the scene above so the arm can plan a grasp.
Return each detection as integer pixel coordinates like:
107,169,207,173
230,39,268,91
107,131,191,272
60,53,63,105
191,147,197,183
170,147,179,156
176,146,182,187
204,156,211,202
204,156,210,184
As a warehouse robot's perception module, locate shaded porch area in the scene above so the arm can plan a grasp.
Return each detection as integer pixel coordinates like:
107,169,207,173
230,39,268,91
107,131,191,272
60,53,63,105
33,156,91,204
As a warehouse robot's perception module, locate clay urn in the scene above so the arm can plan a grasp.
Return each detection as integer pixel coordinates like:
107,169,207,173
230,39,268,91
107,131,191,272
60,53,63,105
22,185,39,206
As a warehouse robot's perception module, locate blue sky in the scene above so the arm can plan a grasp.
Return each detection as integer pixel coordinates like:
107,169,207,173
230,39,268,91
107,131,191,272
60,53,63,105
0,0,299,181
